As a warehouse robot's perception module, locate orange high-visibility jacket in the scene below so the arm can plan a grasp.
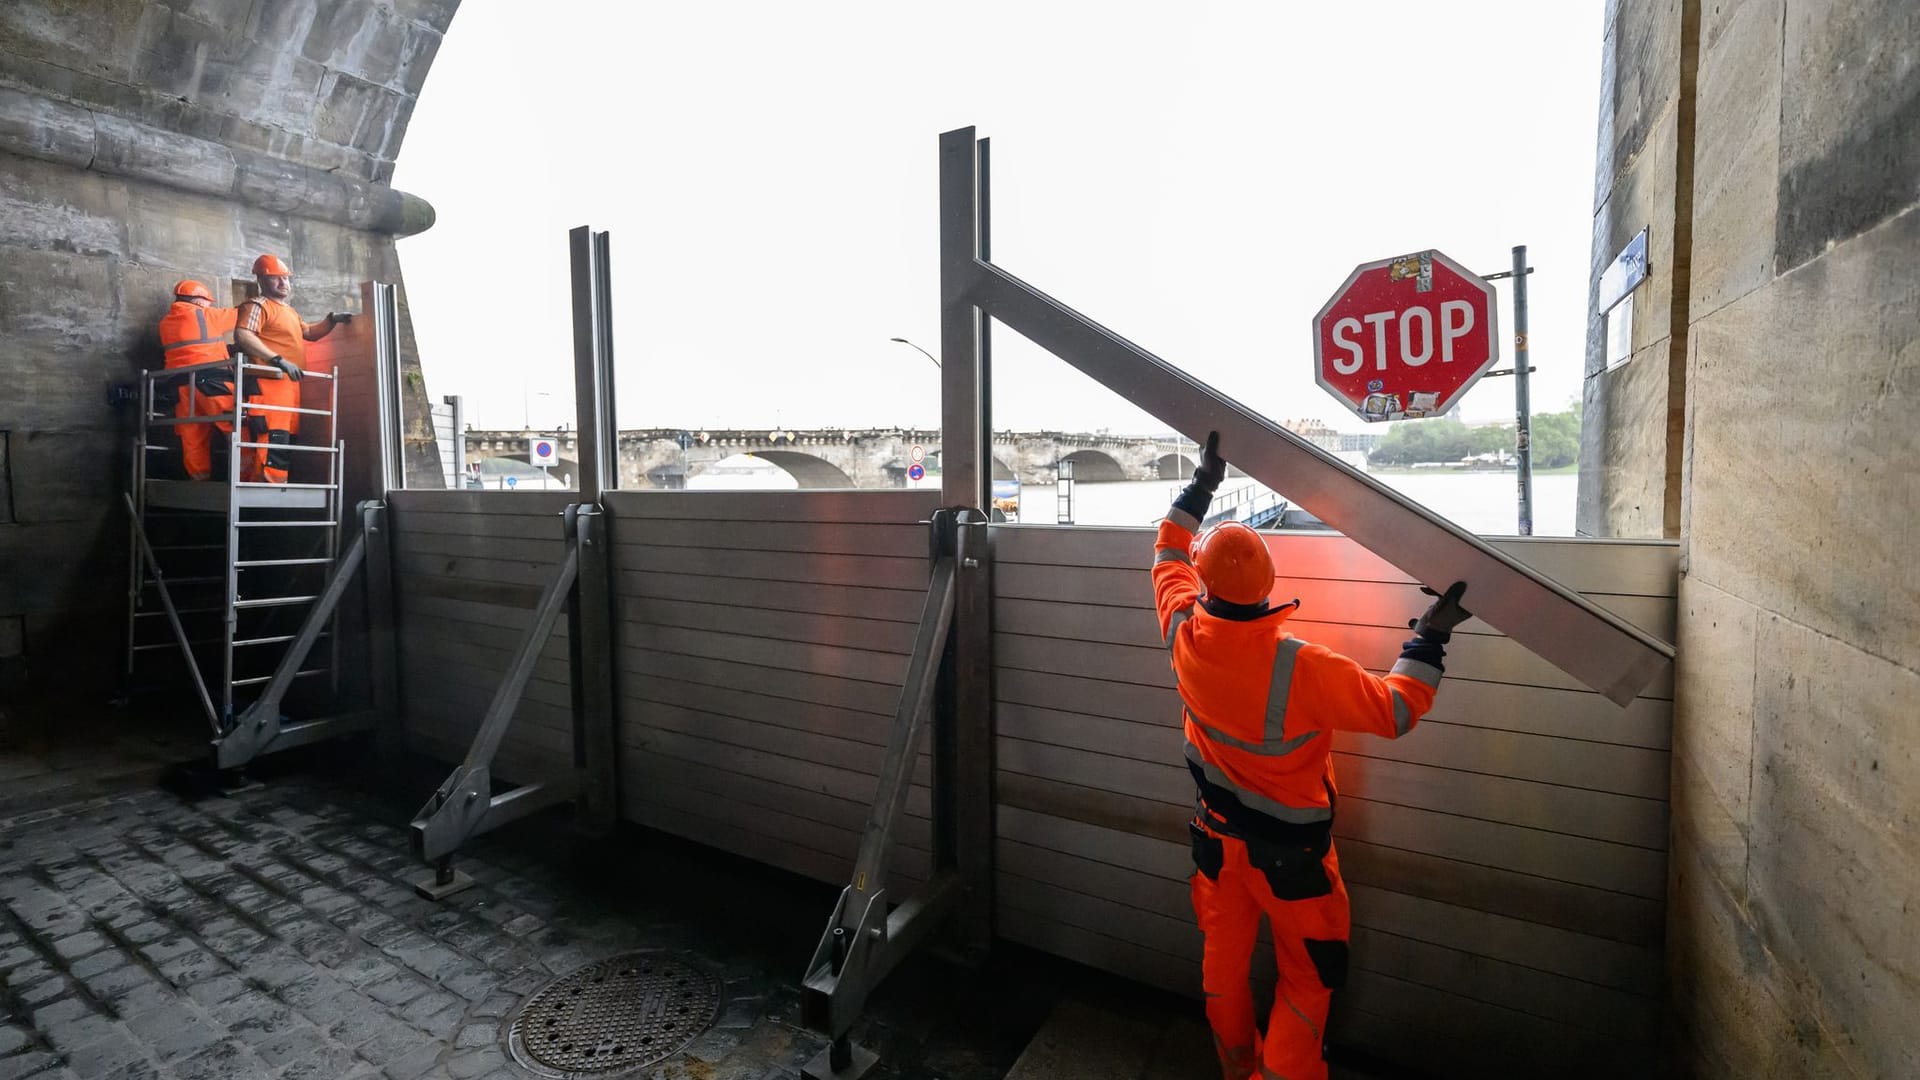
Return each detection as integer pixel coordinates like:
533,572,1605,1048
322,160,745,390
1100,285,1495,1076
158,302,239,368
1152,509,1444,834
237,295,310,371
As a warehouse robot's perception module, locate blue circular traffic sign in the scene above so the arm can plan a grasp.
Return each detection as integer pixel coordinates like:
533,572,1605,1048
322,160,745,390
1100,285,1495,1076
907,463,926,481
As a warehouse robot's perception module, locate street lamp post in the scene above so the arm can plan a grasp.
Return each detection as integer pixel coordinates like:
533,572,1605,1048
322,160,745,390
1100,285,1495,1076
889,337,940,368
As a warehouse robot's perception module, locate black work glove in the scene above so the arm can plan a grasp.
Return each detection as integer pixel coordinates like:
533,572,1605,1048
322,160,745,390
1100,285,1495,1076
328,312,354,325
1409,581,1471,640
269,355,303,382
1172,431,1227,522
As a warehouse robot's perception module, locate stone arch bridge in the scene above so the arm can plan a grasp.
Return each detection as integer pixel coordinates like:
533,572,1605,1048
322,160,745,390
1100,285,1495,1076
463,429,1201,489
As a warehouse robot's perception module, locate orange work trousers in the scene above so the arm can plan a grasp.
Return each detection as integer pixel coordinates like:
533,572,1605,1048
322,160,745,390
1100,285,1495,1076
173,372,236,481
245,374,301,484
1189,814,1351,1080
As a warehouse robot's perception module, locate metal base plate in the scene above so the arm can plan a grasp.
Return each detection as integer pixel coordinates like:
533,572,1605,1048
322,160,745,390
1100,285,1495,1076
507,951,721,1078
802,1042,880,1080
411,868,476,900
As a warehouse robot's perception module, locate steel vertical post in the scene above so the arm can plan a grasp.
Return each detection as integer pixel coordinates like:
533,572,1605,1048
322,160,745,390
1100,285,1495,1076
447,396,465,489
939,129,985,510
569,504,618,834
362,501,402,768
569,226,619,500
937,127,996,960
1512,245,1534,536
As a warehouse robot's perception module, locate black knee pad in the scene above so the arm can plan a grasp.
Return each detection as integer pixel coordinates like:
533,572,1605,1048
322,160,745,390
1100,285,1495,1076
1303,938,1348,989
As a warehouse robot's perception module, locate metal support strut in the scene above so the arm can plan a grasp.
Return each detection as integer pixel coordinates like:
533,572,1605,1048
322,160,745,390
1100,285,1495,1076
210,504,384,770
801,509,982,1080
407,503,618,899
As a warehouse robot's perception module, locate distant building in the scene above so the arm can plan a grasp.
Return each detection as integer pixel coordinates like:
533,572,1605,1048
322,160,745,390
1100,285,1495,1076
1280,418,1343,453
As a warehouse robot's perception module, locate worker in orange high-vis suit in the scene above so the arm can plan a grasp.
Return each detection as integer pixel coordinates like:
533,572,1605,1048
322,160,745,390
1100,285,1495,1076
232,254,352,483
1153,432,1470,1080
157,280,241,480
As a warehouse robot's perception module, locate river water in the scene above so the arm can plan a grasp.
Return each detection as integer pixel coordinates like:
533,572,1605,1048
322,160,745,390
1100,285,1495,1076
1010,472,1576,536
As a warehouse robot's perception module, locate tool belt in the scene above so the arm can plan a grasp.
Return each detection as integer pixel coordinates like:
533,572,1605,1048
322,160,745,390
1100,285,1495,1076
1187,762,1335,901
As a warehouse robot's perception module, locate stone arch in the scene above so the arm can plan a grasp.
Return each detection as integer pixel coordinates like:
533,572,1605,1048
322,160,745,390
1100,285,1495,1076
1059,449,1127,483
922,451,1015,480
1155,453,1195,480
688,451,855,489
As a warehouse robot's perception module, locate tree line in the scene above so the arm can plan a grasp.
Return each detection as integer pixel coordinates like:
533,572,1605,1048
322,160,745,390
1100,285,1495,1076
1368,404,1580,468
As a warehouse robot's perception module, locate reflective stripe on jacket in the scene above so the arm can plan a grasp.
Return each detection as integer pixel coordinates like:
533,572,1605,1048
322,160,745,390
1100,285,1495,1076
158,302,239,368
1152,513,1443,837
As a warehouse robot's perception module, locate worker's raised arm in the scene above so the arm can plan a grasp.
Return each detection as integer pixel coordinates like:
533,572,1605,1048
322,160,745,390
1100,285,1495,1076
303,311,352,342
1152,432,1226,638
1293,582,1469,740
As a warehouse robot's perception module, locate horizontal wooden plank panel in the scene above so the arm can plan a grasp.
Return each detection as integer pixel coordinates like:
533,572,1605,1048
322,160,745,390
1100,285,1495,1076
627,724,901,810
617,545,929,592
615,600,912,656
395,550,564,590
394,530,569,565
996,903,1197,995
991,526,1679,599
618,570,925,624
994,621,1674,701
624,750,933,838
1332,753,1668,849
997,668,1180,727
1334,724,1671,803
617,647,901,717
997,703,1669,842
399,631,570,695
390,490,578,517
619,677,892,747
605,489,937,524
1349,926,1660,1041
613,519,926,558
396,572,545,610
621,623,907,687
388,509,568,540
626,698,932,786
998,769,1666,900
1345,884,1661,994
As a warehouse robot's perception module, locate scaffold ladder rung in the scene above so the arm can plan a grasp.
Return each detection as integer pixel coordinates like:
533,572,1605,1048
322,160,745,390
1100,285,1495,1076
231,668,328,688
236,558,334,568
234,595,318,609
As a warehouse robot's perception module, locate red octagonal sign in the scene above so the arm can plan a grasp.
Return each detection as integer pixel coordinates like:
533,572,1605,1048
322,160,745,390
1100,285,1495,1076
1312,249,1499,422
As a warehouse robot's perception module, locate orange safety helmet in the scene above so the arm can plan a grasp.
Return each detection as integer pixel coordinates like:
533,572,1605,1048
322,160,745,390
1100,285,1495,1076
172,279,214,302
252,253,291,276
1191,520,1275,605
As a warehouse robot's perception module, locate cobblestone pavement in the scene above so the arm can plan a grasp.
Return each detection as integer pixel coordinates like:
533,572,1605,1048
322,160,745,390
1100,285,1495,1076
0,774,1055,1080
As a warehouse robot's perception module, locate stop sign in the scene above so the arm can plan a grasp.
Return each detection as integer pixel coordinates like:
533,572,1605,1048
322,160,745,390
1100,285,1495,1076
1312,249,1499,422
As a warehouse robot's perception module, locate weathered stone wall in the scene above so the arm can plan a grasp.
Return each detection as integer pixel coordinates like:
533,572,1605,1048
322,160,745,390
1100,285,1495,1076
1578,0,1696,539
1593,0,1920,1073
0,0,457,693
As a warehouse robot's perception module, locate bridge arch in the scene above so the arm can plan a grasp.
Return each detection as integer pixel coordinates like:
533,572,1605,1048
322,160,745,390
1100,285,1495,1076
924,452,1016,481
1059,449,1127,483
1154,453,1195,480
689,451,855,490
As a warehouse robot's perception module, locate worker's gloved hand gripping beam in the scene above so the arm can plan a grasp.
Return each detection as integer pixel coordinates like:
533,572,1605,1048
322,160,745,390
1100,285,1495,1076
942,125,1672,705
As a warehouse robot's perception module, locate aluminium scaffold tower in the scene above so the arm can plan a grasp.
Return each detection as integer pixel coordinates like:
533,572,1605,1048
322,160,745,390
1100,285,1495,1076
125,286,406,773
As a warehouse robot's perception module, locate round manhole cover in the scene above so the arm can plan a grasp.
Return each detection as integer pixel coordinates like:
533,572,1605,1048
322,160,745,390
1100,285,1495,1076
507,951,722,1077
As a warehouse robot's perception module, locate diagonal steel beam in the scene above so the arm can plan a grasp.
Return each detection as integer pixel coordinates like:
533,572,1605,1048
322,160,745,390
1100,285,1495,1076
964,258,1673,706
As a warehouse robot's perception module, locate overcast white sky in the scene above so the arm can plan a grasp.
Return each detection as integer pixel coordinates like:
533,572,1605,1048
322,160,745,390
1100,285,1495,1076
393,1,1602,436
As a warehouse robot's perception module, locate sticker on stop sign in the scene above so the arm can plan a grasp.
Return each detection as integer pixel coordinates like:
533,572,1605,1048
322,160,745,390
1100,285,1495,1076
1312,249,1499,422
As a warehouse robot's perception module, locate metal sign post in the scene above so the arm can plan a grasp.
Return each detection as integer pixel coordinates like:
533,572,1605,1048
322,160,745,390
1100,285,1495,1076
1483,248,1538,536
1511,245,1534,535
